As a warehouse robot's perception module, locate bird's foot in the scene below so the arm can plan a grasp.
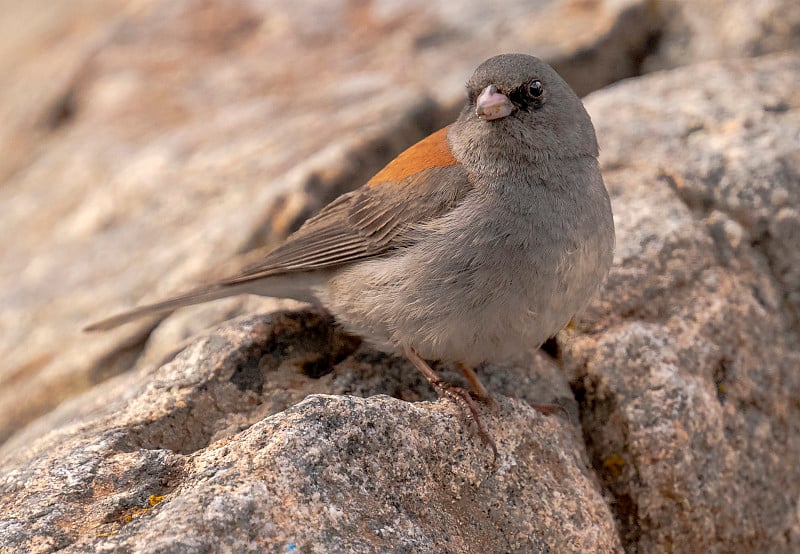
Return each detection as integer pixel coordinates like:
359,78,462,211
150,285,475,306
531,402,569,422
455,362,496,406
404,348,498,463
429,378,498,463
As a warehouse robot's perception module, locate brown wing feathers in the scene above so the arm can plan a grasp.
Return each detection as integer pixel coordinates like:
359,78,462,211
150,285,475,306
223,127,469,281
85,127,469,330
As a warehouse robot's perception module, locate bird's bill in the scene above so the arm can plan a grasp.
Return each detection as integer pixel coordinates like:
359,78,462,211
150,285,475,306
475,84,514,120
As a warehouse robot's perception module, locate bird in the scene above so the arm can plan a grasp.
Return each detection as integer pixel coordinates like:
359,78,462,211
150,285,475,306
86,53,615,457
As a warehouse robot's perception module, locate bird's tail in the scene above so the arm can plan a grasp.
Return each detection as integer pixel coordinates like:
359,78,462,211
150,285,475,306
84,271,329,332
83,282,255,332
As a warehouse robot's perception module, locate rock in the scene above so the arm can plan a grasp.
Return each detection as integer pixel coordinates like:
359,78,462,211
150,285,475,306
0,0,134,184
644,0,800,72
0,0,661,445
0,311,621,553
3,1,800,551
3,51,799,552
563,51,800,551
590,52,800,326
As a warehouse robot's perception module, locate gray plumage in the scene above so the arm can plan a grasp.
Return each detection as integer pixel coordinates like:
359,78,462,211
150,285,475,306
87,53,615,374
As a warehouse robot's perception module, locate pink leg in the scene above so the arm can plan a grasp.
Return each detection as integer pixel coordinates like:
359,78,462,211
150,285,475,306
455,362,494,404
404,348,497,461
458,362,563,417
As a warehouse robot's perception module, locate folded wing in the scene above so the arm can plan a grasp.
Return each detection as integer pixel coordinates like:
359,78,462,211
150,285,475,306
85,127,471,331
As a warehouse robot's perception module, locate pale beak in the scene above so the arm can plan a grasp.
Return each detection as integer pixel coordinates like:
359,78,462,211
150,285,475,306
475,84,514,121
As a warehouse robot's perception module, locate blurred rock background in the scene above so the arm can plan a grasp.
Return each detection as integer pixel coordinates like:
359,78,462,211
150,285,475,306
0,0,799,552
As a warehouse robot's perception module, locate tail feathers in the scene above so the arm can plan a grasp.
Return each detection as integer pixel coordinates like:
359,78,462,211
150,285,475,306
83,283,251,332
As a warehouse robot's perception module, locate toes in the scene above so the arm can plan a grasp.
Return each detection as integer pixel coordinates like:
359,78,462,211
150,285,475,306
439,384,498,462
531,402,568,418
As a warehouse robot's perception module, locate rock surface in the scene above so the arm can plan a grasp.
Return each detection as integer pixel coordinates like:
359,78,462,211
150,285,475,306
571,51,800,551
644,0,800,72
0,0,661,447
2,1,800,552
0,312,620,553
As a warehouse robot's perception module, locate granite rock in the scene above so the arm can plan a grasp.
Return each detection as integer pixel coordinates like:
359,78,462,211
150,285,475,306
0,311,621,553
566,51,800,551
2,2,800,552
644,0,800,72
0,0,661,446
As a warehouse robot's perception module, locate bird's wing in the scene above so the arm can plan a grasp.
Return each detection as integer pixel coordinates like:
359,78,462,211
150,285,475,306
219,125,470,283
84,126,471,331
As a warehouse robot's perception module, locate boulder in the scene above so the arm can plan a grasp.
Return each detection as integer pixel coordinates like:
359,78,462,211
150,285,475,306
0,0,661,446
1,311,620,552
644,0,800,71
571,51,800,551
2,0,800,551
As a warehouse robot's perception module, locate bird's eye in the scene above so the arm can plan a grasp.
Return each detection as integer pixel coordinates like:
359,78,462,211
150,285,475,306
528,80,544,98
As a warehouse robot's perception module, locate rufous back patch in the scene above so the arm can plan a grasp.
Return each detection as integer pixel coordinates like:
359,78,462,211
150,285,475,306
367,126,458,187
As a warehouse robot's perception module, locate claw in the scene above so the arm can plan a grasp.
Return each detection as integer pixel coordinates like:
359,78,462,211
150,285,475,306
404,348,498,464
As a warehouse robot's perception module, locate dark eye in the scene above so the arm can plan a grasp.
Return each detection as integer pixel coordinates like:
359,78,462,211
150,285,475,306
528,80,544,98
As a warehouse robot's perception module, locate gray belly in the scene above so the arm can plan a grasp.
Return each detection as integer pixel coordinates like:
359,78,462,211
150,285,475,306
322,179,614,365
325,228,607,365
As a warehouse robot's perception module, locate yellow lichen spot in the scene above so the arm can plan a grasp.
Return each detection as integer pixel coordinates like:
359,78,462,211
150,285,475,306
119,504,153,526
148,494,165,507
603,453,626,478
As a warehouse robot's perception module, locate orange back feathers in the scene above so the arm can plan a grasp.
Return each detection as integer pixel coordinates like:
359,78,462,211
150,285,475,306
367,126,458,188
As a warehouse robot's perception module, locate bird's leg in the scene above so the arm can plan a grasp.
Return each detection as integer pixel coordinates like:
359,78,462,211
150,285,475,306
404,348,497,460
455,362,494,405
459,361,563,417
530,402,567,416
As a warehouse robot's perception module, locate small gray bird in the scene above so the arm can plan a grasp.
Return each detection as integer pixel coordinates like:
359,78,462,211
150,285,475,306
87,54,615,454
